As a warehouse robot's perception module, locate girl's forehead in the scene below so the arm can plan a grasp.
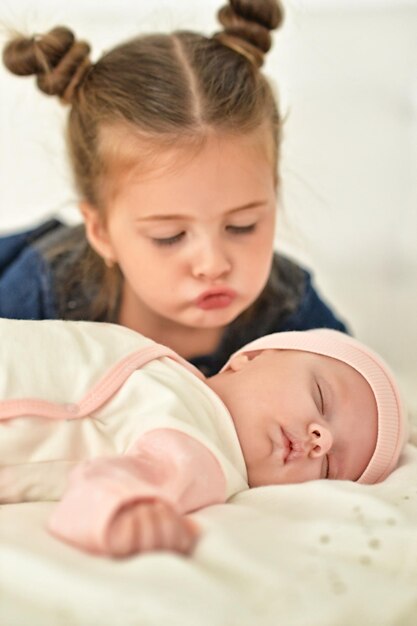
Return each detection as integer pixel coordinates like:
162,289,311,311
101,122,274,168
100,126,277,212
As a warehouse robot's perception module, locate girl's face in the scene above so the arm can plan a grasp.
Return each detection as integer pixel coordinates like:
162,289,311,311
207,350,378,486
83,132,276,342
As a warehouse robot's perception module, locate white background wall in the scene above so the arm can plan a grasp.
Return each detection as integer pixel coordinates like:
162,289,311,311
0,0,416,417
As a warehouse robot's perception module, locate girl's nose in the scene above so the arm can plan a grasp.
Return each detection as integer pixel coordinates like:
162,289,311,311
307,422,333,458
192,239,232,281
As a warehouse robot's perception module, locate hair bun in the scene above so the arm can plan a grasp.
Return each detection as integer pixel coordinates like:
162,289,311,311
215,0,284,67
2,26,91,104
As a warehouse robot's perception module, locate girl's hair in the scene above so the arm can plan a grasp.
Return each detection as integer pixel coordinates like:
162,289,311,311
2,0,284,320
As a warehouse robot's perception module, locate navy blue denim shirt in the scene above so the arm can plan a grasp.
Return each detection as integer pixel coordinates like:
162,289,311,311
0,219,348,375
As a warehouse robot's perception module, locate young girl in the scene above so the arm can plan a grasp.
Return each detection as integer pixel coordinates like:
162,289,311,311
0,318,406,557
0,0,347,374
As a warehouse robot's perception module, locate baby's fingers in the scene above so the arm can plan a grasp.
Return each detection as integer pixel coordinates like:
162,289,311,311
106,500,200,557
152,502,199,554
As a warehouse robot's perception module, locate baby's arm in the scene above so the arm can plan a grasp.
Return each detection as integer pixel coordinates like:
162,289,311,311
47,429,226,557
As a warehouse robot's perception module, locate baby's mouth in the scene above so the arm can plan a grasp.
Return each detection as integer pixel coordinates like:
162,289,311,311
282,429,307,461
280,428,291,462
269,424,305,464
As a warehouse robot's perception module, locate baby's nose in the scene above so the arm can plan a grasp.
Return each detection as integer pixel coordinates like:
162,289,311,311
307,422,333,458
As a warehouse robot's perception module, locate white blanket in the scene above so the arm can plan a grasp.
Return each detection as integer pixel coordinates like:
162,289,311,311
1,444,417,626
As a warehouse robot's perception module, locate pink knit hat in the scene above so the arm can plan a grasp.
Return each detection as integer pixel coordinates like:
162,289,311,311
223,329,408,484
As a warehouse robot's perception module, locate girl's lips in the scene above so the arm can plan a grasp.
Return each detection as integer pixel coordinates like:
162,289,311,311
196,288,237,310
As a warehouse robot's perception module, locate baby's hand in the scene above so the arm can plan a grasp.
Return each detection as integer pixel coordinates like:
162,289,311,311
106,499,200,558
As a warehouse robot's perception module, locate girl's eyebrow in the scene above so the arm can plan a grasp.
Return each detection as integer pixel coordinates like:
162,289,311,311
136,200,269,222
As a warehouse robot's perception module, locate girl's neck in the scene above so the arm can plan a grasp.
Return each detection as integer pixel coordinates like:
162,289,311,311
117,291,223,360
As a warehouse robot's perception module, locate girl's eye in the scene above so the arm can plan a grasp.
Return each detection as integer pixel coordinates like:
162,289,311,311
226,224,257,235
152,232,185,246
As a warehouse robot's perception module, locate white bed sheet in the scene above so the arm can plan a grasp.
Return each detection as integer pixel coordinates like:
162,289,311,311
1,444,417,626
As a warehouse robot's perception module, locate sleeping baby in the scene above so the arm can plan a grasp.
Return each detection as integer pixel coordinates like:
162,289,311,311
0,319,407,557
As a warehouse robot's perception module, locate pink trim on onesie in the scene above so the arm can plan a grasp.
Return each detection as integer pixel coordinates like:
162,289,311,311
0,343,204,421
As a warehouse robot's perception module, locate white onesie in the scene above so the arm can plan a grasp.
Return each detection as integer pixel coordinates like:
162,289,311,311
0,318,248,554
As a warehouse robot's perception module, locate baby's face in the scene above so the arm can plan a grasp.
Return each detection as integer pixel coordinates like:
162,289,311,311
207,349,378,486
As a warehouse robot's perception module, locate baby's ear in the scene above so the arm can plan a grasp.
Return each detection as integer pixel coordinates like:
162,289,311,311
228,350,262,372
228,353,250,372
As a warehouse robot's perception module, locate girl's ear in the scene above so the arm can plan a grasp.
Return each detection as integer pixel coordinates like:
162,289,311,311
79,201,116,264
